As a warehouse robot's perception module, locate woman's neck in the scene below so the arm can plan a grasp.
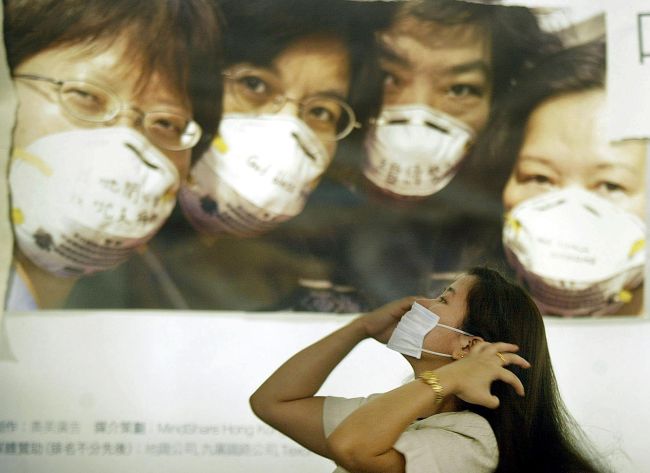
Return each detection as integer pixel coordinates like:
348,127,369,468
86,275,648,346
408,356,461,414
15,252,78,309
408,354,451,376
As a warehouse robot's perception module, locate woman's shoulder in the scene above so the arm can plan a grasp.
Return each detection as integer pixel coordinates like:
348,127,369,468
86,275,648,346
412,410,494,440
396,411,498,473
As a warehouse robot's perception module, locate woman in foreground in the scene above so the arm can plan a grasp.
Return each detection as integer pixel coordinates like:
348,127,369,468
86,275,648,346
250,267,605,472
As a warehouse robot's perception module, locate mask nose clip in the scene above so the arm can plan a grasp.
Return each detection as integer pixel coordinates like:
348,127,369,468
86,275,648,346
124,142,159,170
424,121,449,134
292,132,317,161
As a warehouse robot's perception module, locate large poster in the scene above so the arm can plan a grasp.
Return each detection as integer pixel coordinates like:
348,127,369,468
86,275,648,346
22,0,637,319
1,0,649,472
0,3,17,329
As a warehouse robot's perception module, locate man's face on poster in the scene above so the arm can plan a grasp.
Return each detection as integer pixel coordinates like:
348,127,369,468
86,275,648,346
377,14,492,133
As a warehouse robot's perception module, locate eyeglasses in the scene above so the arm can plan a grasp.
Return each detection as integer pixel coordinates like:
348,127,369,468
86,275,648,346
224,67,360,141
13,73,202,151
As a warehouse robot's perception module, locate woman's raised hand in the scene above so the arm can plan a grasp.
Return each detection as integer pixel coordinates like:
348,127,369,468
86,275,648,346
437,341,531,409
358,296,417,344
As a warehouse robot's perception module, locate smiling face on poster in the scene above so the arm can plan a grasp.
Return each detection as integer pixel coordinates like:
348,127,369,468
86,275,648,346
10,41,188,278
3,0,223,310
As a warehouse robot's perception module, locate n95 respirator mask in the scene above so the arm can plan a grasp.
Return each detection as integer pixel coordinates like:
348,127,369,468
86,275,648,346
179,114,330,237
363,105,474,198
10,127,179,277
503,188,645,316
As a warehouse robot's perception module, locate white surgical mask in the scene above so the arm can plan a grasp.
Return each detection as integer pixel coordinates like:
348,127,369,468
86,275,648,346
363,105,474,198
10,127,179,277
387,302,473,359
179,114,331,237
503,188,645,316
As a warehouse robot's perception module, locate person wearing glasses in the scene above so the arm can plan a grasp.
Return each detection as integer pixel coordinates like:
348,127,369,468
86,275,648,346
3,0,223,310
53,0,389,310
179,0,385,237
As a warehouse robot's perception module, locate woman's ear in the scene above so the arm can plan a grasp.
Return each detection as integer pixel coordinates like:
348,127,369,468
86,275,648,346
452,335,484,360
451,346,466,360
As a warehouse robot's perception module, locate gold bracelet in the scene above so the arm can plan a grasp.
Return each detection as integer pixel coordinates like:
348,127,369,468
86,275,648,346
418,370,444,404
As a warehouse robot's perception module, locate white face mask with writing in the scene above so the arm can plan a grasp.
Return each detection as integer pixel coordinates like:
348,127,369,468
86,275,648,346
363,105,474,198
179,114,331,237
387,302,473,359
503,188,646,316
10,127,179,277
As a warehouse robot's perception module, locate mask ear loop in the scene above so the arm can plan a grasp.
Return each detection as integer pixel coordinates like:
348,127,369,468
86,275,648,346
420,348,454,358
420,324,475,358
437,323,473,336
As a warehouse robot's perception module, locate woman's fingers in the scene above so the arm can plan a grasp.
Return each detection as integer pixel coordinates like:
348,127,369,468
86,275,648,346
361,296,420,342
487,395,500,409
450,340,530,407
470,393,500,410
498,369,526,397
388,296,419,318
498,352,531,369
470,341,531,368
481,341,520,354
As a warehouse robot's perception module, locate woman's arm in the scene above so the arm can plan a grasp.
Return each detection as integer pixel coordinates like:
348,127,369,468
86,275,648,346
327,342,530,473
249,297,416,458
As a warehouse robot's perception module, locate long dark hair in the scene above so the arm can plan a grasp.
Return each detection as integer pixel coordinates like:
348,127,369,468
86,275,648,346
461,267,606,473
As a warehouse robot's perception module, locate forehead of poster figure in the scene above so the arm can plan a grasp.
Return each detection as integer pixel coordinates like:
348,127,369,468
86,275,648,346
16,37,193,114
503,89,646,219
13,39,196,178
12,40,193,121
3,0,217,100
224,34,351,106
377,14,492,106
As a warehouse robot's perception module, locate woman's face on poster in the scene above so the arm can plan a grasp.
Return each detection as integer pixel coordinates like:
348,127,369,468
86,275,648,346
12,38,194,179
222,34,351,159
503,89,646,219
377,15,492,133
